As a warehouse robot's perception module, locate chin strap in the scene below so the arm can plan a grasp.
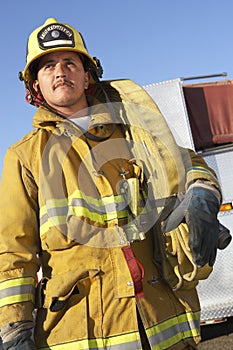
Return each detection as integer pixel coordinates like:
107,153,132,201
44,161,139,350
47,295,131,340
25,85,45,108
25,88,45,108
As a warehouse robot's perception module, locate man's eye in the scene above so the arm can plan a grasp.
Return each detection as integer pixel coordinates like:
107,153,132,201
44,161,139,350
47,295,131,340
67,61,75,66
44,64,53,70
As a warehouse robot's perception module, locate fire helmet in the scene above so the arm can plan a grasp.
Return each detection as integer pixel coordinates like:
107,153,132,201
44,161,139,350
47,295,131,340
19,18,103,91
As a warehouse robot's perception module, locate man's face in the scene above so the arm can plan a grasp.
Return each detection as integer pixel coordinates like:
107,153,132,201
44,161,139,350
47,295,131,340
33,50,90,116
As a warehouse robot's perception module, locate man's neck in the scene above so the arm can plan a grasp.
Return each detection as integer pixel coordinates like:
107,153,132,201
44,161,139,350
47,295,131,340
49,101,89,119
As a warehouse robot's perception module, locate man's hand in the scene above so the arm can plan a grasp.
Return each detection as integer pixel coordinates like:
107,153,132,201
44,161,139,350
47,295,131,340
1,321,37,350
2,330,37,350
163,187,220,267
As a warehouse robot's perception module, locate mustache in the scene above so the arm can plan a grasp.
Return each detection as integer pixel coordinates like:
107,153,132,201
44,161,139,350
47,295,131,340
53,79,74,90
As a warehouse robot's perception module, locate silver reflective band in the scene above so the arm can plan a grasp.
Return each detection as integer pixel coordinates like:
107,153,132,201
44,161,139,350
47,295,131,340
0,284,34,299
42,40,73,47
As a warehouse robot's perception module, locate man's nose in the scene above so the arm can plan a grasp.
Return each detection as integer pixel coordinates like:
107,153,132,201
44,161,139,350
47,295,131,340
55,63,66,78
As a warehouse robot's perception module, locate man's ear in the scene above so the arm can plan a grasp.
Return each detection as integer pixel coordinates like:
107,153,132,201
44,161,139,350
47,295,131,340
84,72,90,89
33,80,40,93
25,80,44,107
29,80,45,107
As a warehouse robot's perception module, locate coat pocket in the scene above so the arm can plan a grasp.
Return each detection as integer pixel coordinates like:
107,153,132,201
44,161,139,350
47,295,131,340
36,268,100,310
35,268,101,347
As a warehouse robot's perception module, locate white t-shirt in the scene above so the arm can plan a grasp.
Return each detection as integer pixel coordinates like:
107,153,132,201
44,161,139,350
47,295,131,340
70,116,91,130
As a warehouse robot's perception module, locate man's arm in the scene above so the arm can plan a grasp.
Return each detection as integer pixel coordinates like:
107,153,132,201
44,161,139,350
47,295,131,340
170,147,222,267
0,148,40,346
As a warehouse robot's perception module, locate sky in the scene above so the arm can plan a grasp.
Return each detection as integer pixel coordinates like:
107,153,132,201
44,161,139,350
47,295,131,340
1,0,233,174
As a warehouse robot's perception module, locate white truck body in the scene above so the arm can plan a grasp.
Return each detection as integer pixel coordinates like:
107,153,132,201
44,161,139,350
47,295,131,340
143,77,233,323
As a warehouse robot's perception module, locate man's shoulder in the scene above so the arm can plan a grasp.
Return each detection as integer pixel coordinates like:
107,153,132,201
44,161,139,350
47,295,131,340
9,128,40,151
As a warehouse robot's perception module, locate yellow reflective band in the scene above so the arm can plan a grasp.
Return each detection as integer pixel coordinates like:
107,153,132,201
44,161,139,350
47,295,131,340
187,166,217,180
40,189,131,235
37,312,200,349
38,331,141,349
41,189,122,212
0,294,35,308
146,311,200,349
70,205,124,223
185,310,200,337
0,276,35,291
40,205,127,235
0,276,36,308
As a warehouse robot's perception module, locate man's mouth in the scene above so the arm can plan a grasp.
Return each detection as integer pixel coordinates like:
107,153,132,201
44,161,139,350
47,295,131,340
54,80,73,90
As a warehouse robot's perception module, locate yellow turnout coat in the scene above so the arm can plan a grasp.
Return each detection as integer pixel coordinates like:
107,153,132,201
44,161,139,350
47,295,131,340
0,80,221,349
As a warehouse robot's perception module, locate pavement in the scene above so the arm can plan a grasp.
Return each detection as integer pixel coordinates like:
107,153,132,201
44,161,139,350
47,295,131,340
198,333,233,349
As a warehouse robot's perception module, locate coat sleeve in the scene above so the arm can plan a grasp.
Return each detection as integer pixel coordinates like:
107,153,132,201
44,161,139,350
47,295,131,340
0,147,40,328
180,146,222,198
158,147,222,291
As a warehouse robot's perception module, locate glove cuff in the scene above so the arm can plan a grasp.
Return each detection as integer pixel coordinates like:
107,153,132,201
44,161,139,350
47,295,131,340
188,180,222,205
0,321,34,343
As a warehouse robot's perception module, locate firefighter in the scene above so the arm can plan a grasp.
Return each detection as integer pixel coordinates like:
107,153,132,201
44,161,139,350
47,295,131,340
0,18,222,350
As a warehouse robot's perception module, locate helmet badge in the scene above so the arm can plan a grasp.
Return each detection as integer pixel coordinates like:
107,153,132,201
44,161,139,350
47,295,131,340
37,23,75,50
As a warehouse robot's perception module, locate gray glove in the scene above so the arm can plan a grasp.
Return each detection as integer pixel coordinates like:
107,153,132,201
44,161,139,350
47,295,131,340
2,330,36,350
1,322,36,350
162,187,220,267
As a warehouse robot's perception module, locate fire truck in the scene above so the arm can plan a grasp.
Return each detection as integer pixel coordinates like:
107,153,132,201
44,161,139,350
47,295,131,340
144,73,233,338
